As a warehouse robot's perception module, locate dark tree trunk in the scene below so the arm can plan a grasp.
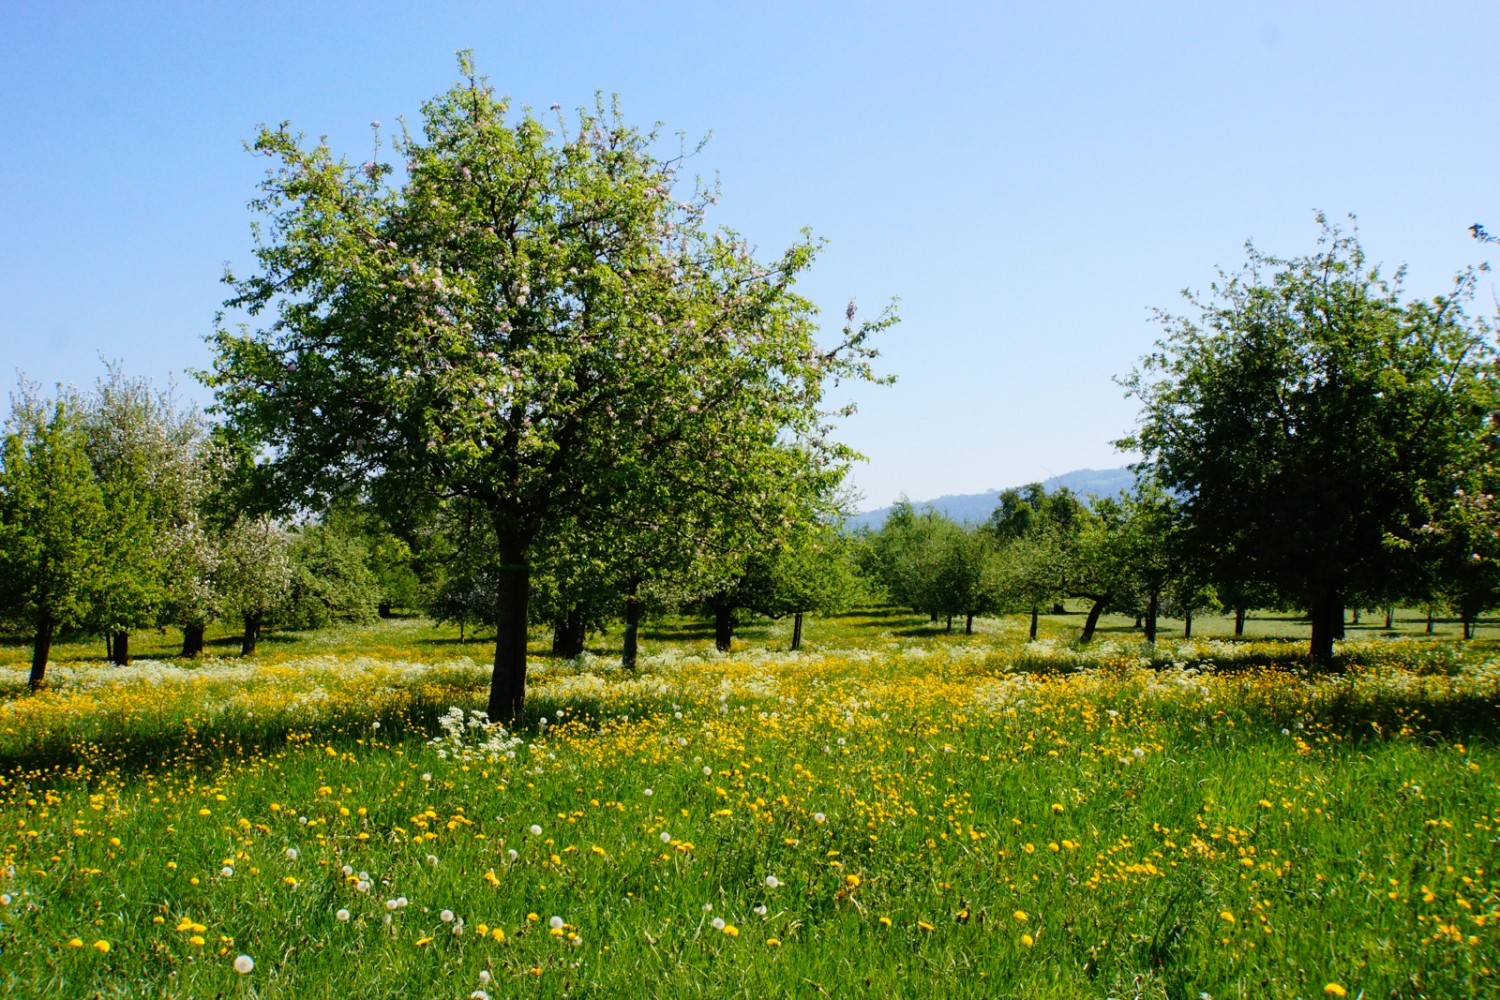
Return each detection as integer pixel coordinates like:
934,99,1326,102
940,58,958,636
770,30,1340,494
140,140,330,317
182,624,205,658
929,611,939,623
562,604,585,657
378,601,393,618
1052,602,1065,615
1133,614,1143,629
964,613,974,635
1351,608,1360,626
1384,607,1393,629
487,534,530,723
1080,596,1109,643
551,618,566,655
1234,607,1246,636
1143,591,1159,645
112,631,130,666
242,613,261,656
1463,616,1475,640
945,614,953,632
1309,596,1337,664
622,576,642,670
1183,609,1193,639
459,619,466,643
104,632,112,661
1029,605,1039,641
791,611,804,651
714,604,733,653
29,614,54,691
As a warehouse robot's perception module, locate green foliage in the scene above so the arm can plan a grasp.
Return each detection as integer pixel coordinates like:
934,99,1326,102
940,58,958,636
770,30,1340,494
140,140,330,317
1121,217,1498,657
281,521,381,629
0,387,106,678
206,53,893,716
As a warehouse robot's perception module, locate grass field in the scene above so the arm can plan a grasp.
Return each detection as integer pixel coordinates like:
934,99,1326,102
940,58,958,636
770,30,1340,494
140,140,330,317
1,609,1497,998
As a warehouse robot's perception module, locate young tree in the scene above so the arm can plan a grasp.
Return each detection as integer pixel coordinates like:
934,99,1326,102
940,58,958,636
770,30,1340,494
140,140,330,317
1121,218,1496,661
216,516,294,655
207,56,894,717
0,388,107,688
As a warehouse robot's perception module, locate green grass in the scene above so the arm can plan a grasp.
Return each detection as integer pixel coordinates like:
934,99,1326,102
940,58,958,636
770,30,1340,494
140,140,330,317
0,611,1497,997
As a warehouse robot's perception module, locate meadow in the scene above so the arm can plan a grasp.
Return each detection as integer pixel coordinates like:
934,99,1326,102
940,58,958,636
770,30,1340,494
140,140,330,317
0,609,1497,998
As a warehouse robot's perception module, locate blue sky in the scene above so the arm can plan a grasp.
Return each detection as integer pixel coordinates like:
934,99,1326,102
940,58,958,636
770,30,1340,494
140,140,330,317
3,1,1497,511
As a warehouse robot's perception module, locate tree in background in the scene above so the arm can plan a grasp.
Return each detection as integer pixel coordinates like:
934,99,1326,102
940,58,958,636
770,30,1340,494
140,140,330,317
282,520,382,630
0,387,107,688
988,484,1082,640
80,367,209,664
1121,218,1497,661
216,516,294,655
207,55,891,718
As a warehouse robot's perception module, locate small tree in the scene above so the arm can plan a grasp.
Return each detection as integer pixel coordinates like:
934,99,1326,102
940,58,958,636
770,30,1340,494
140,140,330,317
0,388,107,688
216,516,294,655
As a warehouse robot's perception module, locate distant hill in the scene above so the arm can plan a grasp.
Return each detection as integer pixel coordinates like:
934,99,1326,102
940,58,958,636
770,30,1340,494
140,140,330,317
849,467,1135,531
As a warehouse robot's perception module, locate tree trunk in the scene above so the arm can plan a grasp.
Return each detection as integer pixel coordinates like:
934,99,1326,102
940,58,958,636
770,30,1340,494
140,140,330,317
1234,607,1246,636
1463,616,1475,640
112,630,130,666
1080,596,1108,643
945,614,953,632
1384,607,1393,629
1351,608,1360,625
791,611,804,651
622,576,642,670
29,614,53,691
487,535,530,723
242,613,260,656
1426,608,1435,634
714,604,733,653
562,604,585,657
104,632,112,661
929,611,939,623
964,613,974,635
378,600,393,618
182,624,205,657
1143,591,1159,645
1331,602,1345,640
1028,605,1039,641
1309,596,1337,664
1183,609,1193,639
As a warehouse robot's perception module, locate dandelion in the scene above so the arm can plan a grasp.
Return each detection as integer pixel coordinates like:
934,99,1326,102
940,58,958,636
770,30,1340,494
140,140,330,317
765,875,780,888
336,909,350,921
68,938,84,948
643,788,653,797
233,954,254,974
1020,933,1034,947
549,916,564,930
507,849,519,861
754,904,768,916
660,831,672,843
221,866,234,877
284,848,298,860
1050,803,1064,814
441,910,455,922
711,917,725,930
1219,911,1235,924
479,971,492,985
1324,986,1347,998
814,812,826,823
766,937,781,946
722,923,739,937
386,899,399,911
341,865,354,876
530,824,543,836
0,894,10,905
93,939,110,953
1013,910,1028,921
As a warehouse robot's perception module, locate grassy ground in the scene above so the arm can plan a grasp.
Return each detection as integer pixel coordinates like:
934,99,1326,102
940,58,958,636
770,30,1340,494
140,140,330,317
0,610,1497,997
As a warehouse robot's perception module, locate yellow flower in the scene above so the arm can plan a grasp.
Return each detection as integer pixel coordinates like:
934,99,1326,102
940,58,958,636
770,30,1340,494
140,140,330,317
1020,933,1034,947
188,935,205,946
917,921,934,931
492,928,504,942
1323,985,1347,998
1050,803,1064,814
722,924,739,937
1013,910,1028,922
93,940,110,953
845,874,861,888
1219,911,1235,924
878,916,892,927
766,937,781,947
415,936,432,946
68,938,84,948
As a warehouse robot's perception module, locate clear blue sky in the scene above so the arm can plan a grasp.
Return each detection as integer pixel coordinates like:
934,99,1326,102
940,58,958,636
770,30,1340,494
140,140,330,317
3,1,1497,511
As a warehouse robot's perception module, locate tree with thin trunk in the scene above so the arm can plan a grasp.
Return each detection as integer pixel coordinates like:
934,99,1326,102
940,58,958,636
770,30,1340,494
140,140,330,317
0,387,107,689
206,55,893,720
216,517,294,655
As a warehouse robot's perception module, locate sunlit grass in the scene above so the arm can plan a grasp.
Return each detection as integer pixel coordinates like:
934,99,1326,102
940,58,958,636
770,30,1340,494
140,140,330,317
0,611,1497,997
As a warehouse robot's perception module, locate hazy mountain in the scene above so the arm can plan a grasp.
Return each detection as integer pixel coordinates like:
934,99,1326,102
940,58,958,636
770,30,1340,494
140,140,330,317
849,467,1135,530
